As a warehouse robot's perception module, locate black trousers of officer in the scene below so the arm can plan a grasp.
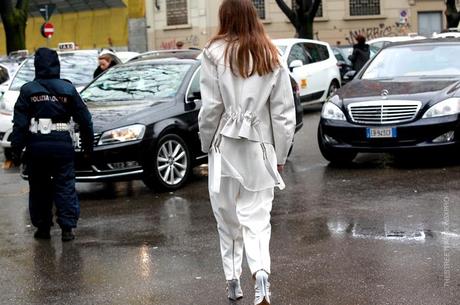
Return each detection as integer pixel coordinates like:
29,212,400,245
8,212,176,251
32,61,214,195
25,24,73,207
26,132,79,230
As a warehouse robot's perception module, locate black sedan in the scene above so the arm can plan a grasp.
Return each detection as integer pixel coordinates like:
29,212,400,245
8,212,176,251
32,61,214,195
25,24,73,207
62,58,303,191
318,39,460,164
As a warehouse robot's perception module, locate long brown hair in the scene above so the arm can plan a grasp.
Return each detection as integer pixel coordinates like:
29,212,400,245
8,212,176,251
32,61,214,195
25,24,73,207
209,0,280,78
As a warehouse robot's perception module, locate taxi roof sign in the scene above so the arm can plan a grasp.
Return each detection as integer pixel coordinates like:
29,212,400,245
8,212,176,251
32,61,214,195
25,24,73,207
58,42,76,51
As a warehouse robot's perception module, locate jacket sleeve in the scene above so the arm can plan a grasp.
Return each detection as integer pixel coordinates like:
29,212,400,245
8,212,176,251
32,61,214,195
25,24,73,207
269,66,296,165
11,89,30,154
198,50,224,153
348,47,357,63
71,88,94,153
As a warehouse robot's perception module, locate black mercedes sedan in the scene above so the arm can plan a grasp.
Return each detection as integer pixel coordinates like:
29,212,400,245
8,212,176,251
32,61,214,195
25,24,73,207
51,57,303,192
318,39,460,164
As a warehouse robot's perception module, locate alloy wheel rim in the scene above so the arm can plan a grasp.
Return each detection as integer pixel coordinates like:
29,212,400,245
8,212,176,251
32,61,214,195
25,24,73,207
156,140,187,185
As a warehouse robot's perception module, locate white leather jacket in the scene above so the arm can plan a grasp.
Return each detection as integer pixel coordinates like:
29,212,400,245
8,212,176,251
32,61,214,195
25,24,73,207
198,40,296,165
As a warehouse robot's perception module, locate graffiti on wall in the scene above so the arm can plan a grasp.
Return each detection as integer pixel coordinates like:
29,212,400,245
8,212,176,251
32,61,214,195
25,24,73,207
160,35,201,50
185,35,199,46
345,23,412,44
160,39,177,49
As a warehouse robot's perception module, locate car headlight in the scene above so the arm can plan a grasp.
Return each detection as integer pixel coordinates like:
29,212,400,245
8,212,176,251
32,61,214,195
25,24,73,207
98,124,146,145
422,98,460,119
321,102,346,121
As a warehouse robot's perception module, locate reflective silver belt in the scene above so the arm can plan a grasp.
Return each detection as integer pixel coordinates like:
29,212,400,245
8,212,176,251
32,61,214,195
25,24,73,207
29,118,70,134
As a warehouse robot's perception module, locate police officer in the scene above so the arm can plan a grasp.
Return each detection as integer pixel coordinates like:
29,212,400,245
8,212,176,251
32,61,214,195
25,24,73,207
11,48,93,242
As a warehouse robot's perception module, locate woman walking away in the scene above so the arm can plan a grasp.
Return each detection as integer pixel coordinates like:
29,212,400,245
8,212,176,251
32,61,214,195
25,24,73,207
198,0,296,304
348,34,370,72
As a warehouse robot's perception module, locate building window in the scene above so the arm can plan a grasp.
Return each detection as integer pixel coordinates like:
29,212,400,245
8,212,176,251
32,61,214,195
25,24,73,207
252,0,266,19
349,0,380,16
167,0,188,26
292,0,323,18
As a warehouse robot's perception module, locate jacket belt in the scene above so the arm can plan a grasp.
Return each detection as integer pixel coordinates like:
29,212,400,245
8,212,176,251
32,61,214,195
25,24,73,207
209,112,284,193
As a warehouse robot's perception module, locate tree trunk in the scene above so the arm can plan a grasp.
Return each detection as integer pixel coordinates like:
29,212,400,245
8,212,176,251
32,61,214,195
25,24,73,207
0,0,30,54
3,16,27,54
297,16,314,39
445,0,460,29
275,0,320,39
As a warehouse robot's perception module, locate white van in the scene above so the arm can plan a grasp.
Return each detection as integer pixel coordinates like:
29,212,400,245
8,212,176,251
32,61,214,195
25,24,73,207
273,39,341,105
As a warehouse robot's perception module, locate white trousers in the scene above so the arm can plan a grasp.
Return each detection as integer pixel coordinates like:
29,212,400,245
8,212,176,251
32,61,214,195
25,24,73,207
210,177,274,280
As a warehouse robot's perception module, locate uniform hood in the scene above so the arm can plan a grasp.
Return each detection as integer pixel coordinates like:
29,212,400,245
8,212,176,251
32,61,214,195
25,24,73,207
34,48,60,79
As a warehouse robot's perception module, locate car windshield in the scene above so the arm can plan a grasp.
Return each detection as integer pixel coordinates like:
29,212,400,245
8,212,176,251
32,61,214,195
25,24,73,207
362,44,460,80
81,63,192,102
10,52,98,90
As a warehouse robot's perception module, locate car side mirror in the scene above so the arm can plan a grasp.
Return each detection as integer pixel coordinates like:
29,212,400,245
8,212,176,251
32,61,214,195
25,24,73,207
336,60,349,67
343,70,356,81
289,60,303,71
187,91,201,103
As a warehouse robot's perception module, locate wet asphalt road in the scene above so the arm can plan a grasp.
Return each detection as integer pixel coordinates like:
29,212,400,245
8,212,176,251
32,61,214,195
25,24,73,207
1,107,460,305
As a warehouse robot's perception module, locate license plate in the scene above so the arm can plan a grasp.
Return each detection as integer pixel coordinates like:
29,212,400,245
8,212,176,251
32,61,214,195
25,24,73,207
366,128,397,138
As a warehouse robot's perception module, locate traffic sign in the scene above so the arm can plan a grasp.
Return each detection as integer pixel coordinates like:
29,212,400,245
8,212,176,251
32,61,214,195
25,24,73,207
39,4,56,21
41,22,54,38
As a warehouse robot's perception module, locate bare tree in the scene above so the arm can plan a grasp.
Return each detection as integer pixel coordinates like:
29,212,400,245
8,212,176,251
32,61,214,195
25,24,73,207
445,0,460,29
0,0,30,54
275,0,321,39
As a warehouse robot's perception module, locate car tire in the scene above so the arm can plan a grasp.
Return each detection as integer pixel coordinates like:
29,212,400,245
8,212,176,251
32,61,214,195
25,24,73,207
326,80,340,100
317,125,356,164
142,134,192,192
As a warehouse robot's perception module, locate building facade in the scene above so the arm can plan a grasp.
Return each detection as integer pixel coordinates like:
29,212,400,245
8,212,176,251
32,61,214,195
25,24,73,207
145,0,446,50
0,0,147,55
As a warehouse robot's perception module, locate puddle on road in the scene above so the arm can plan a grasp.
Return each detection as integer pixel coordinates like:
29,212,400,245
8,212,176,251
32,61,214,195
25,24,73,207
325,218,460,244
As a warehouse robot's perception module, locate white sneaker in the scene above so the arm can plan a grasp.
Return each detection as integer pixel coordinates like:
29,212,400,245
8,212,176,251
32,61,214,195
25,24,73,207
227,278,243,301
254,270,270,305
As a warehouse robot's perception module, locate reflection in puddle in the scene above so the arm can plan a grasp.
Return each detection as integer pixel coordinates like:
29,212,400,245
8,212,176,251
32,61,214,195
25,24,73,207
327,219,433,242
139,244,152,278
352,227,427,242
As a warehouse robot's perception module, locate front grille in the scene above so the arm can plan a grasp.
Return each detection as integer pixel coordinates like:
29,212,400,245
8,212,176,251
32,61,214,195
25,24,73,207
348,100,422,125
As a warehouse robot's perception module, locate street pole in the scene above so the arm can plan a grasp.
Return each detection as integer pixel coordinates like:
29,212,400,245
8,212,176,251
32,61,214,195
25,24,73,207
45,5,49,47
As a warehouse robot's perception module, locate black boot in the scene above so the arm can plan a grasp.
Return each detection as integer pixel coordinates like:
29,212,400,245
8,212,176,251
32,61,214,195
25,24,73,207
61,229,75,242
34,227,51,240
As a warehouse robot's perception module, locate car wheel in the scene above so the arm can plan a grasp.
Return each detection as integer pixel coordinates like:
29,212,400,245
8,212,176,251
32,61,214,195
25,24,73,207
327,80,340,100
142,134,192,192
317,125,356,164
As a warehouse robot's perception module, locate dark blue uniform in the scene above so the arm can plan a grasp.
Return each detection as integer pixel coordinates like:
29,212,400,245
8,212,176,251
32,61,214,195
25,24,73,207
11,48,93,238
